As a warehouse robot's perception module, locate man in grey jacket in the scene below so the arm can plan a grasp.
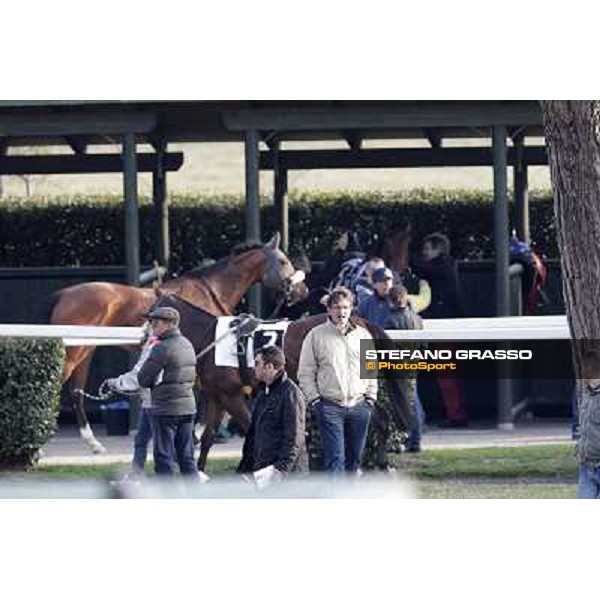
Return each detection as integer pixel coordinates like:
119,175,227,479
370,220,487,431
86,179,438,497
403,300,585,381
577,349,600,498
137,306,199,477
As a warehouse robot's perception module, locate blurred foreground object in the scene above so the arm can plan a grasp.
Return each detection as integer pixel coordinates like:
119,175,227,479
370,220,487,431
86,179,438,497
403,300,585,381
0,473,415,499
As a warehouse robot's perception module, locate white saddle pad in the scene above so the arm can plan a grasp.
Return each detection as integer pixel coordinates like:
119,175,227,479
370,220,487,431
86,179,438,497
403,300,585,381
214,317,290,368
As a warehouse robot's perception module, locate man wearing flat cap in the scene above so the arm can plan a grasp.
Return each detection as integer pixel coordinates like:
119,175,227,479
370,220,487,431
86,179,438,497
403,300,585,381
135,306,199,477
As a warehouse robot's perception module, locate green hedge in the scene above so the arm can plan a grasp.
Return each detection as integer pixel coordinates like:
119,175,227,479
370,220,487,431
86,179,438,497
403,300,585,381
0,190,557,270
0,339,65,469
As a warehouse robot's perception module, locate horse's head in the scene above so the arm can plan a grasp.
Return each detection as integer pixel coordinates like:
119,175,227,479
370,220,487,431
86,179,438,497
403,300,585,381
382,220,412,271
263,232,308,303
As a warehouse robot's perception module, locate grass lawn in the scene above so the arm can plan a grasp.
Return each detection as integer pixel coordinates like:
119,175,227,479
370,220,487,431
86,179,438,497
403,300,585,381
0,444,578,499
417,481,575,499
393,444,577,480
399,444,577,498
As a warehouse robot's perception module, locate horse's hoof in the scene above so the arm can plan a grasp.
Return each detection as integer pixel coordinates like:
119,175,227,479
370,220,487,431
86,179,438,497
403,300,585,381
92,444,107,455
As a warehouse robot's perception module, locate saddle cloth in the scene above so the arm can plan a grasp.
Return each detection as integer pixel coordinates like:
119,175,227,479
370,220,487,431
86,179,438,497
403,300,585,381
214,316,290,368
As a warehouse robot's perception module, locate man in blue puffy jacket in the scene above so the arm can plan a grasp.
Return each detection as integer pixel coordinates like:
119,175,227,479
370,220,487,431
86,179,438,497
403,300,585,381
355,267,394,325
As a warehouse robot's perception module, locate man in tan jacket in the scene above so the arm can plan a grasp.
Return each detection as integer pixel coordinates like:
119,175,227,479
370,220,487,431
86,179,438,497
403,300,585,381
298,286,377,473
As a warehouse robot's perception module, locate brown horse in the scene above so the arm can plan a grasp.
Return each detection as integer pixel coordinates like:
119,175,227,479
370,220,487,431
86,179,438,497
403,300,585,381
43,233,304,453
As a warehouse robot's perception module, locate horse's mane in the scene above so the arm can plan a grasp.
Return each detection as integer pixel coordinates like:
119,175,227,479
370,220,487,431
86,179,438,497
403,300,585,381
169,242,266,282
231,241,265,255
183,262,221,279
153,291,216,320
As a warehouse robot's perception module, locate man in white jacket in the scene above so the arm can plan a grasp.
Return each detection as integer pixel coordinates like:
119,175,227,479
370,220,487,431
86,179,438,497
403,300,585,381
298,286,377,473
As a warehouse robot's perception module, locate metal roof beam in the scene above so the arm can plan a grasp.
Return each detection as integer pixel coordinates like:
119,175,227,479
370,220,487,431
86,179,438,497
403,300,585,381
223,102,542,132
0,152,184,175
261,131,280,151
424,128,442,148
344,130,362,151
149,134,167,153
0,110,156,137
65,136,88,155
259,146,549,170
508,126,527,143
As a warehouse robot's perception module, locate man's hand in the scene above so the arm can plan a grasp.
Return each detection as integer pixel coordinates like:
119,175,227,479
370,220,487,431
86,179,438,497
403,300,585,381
364,396,376,408
105,378,118,392
309,397,322,409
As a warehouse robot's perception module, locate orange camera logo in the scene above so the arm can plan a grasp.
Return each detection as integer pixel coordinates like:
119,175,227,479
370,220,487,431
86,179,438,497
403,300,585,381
365,362,376,370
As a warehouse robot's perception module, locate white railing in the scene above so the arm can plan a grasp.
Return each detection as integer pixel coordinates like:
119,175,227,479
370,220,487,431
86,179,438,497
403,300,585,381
0,324,144,346
386,315,570,341
0,315,570,346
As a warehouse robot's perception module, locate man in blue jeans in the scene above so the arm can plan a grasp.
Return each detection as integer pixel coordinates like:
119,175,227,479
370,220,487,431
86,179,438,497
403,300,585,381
298,287,378,473
137,306,199,478
576,349,600,498
106,326,160,479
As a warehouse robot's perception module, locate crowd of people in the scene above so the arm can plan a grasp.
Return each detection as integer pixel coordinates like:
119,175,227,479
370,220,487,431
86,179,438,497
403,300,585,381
101,228,600,499
107,230,583,493
104,229,477,485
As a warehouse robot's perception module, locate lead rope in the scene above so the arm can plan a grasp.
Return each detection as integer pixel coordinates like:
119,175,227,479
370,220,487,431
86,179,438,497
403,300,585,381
73,380,115,402
195,315,254,360
73,381,140,402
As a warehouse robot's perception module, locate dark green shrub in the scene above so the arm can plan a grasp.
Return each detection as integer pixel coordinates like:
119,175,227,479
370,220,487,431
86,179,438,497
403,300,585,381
0,190,558,271
0,339,65,469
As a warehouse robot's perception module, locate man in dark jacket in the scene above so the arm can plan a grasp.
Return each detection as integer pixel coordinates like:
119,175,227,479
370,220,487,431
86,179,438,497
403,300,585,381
412,232,469,427
137,306,199,477
412,232,464,320
384,285,426,452
238,345,308,478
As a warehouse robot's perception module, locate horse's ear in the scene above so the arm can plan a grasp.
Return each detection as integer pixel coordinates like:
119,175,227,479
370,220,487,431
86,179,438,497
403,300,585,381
266,232,281,250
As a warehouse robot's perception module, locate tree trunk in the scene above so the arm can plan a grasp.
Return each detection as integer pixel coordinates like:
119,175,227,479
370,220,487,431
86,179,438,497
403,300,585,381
540,100,600,371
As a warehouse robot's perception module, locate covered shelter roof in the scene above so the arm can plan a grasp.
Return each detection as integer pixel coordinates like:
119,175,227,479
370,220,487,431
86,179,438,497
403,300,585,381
0,100,544,146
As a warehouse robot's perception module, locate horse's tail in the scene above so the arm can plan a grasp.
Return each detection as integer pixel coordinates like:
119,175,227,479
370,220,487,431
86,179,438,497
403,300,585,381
354,317,414,431
32,291,61,324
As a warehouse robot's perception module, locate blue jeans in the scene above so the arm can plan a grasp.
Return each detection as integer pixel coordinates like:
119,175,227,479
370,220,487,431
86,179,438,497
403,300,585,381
153,414,198,477
313,398,372,473
406,389,425,450
571,385,580,441
132,408,154,473
578,463,600,499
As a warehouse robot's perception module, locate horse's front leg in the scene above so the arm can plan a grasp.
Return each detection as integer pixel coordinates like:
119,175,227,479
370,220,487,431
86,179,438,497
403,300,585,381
197,397,222,472
68,351,107,455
